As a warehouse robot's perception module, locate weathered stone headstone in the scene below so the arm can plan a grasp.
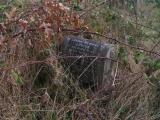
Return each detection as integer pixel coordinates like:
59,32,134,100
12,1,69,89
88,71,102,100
60,36,115,89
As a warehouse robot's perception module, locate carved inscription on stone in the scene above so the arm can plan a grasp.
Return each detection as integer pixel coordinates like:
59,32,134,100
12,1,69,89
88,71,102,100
64,37,100,56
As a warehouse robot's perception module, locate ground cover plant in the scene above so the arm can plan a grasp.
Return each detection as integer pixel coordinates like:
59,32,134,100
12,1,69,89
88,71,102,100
0,0,160,120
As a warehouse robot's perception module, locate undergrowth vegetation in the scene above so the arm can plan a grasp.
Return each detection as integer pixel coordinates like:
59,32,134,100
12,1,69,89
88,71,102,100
0,0,160,120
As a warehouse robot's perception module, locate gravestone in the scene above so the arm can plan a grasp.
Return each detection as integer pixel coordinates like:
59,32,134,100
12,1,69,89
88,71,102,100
60,36,115,89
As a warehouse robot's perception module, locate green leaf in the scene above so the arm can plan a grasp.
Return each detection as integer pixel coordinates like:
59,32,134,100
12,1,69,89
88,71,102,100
128,35,137,46
118,47,128,64
66,111,72,120
134,51,145,63
154,60,160,70
155,0,160,7
0,5,7,11
0,63,6,67
11,70,24,85
72,1,82,11
51,112,57,120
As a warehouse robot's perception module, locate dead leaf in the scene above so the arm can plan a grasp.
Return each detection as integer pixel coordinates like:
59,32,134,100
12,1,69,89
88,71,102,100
28,39,32,47
5,7,17,20
19,19,28,29
41,90,50,104
58,2,70,11
10,38,18,51
0,23,6,33
45,27,52,43
0,34,5,48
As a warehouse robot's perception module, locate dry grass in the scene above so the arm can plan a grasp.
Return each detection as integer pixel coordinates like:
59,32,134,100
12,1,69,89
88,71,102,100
0,0,159,120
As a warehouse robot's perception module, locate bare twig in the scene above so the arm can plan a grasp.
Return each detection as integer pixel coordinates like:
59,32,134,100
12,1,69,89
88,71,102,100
112,60,119,86
79,0,108,18
62,28,160,57
0,60,46,72
77,57,97,79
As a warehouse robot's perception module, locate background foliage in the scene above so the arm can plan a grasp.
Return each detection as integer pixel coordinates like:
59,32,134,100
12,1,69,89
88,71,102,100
0,0,160,119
